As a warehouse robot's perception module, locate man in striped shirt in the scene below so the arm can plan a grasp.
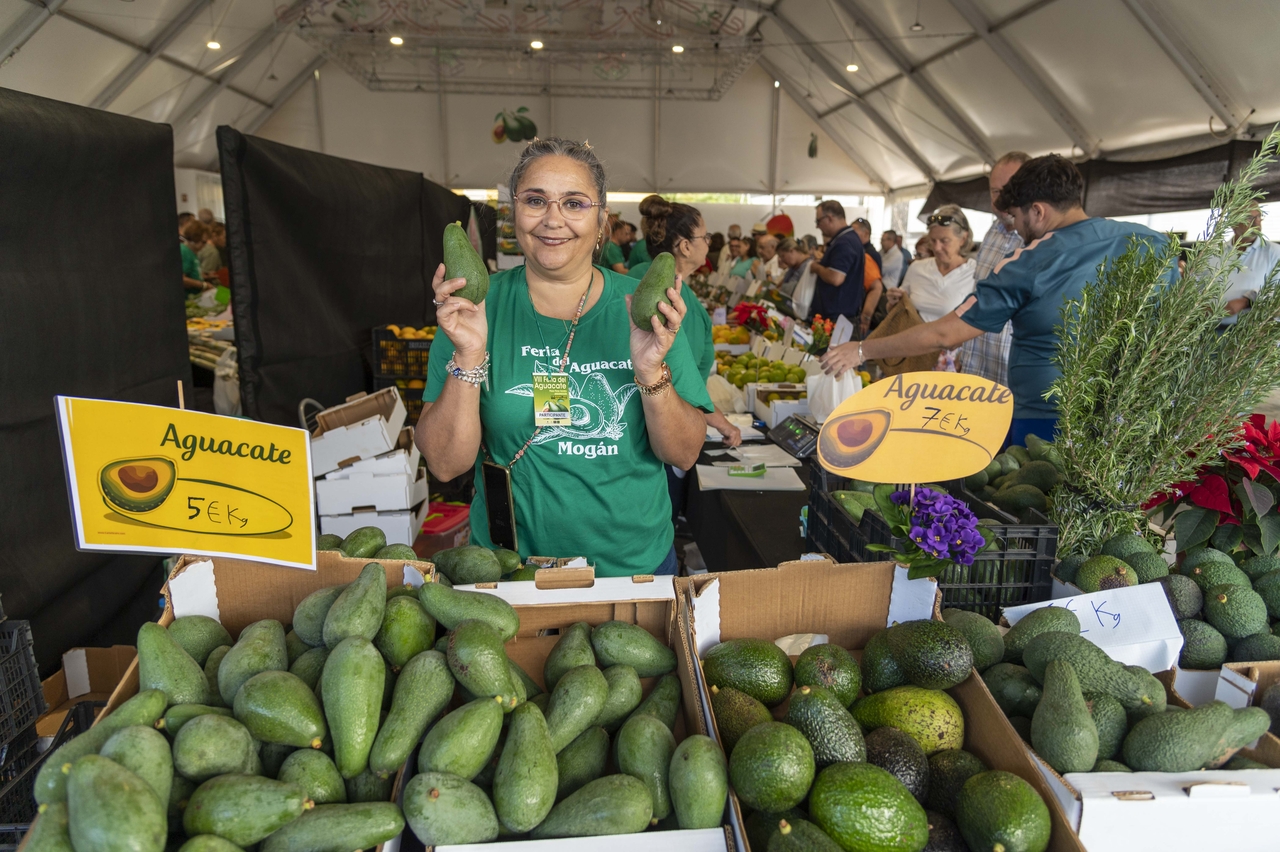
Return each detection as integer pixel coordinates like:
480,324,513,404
958,151,1030,387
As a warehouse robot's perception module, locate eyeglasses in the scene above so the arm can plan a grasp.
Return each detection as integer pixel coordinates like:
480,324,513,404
927,213,963,228
516,193,601,219
815,214,832,225
687,233,713,245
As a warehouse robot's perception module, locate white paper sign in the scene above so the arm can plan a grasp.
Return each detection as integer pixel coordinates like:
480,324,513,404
830,315,855,348
1003,583,1182,672
712,307,727,325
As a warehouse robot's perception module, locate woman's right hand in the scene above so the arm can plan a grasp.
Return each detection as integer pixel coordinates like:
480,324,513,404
432,263,488,366
886,287,904,307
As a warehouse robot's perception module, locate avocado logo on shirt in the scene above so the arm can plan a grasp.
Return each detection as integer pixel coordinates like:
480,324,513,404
507,361,639,445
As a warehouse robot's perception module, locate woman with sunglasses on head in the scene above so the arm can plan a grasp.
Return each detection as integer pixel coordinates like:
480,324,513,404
887,205,976,324
416,138,712,577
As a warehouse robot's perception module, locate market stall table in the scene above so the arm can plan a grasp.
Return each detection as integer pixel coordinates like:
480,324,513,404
686,441,811,572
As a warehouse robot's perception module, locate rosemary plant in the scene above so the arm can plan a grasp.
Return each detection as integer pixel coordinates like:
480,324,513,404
1048,128,1280,555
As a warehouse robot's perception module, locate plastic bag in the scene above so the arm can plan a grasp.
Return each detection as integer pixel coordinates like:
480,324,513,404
213,347,242,416
707,374,747,414
806,370,862,423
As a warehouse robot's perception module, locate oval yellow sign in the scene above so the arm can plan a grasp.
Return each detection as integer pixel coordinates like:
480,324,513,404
817,372,1013,483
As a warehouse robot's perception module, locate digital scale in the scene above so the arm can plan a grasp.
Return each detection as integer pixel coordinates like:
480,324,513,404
768,414,821,459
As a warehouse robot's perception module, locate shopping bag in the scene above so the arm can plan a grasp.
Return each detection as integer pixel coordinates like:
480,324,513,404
806,370,862,424
707,374,747,414
213,347,242,416
865,292,940,376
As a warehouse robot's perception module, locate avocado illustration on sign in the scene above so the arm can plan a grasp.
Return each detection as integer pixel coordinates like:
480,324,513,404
101,457,177,512
97,456,293,537
492,107,537,144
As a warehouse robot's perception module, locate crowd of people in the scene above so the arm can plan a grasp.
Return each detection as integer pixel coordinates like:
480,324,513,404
178,208,228,292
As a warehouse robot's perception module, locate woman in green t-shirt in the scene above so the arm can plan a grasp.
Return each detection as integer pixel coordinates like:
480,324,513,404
417,138,713,577
600,219,629,274
622,198,740,447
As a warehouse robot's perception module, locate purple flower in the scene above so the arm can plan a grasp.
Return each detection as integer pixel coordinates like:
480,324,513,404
891,490,911,506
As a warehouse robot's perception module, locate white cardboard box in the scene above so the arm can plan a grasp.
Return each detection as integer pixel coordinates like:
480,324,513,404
326,429,419,478
310,388,407,476
315,466,429,516
1028,750,1280,852
318,499,429,546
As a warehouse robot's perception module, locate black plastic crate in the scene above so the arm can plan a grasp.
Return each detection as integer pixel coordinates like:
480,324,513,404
0,623,43,749
807,486,1056,620
374,377,426,424
808,463,848,494
372,326,432,378
0,702,101,851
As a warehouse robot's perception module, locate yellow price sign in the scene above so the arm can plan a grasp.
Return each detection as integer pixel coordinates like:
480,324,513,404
57,397,315,569
817,372,1013,483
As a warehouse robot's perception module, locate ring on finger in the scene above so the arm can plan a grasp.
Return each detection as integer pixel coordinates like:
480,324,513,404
433,298,446,307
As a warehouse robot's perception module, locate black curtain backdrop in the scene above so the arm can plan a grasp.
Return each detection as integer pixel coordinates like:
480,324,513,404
922,139,1280,221
218,129,473,425
0,88,189,674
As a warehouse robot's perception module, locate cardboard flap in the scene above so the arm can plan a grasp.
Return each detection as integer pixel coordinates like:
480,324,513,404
1216,664,1260,709
1003,583,1182,672
315,387,402,435
453,575,675,607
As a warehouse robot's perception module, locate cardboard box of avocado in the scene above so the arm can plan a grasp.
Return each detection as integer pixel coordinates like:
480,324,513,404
19,550,433,852
678,559,1087,852
992,584,1280,852
400,565,732,852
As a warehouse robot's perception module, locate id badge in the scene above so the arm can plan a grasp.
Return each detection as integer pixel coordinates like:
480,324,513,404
532,372,573,426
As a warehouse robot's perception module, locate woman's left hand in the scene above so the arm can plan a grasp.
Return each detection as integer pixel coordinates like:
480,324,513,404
627,276,686,383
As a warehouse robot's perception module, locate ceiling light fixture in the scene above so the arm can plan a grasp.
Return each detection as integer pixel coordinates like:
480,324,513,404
206,40,221,50
774,80,780,88
910,0,924,31
672,44,684,53
530,39,544,49
656,19,662,25
389,35,403,45
846,63,858,72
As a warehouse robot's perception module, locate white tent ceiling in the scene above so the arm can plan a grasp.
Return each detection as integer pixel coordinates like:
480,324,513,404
2,0,1277,194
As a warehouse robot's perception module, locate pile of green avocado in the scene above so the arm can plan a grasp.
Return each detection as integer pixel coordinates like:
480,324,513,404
982,603,1273,776
1056,532,1280,668
703,620,1053,852
23,562,729,852
318,526,538,583
964,434,1064,520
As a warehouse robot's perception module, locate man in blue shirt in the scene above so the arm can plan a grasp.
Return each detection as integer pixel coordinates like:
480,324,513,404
820,154,1169,445
809,200,867,328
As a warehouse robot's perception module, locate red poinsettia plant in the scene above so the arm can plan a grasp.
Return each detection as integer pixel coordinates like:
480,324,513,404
1147,415,1280,555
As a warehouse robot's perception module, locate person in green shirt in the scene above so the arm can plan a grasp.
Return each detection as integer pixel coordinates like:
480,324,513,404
180,220,209,291
621,197,742,448
600,219,629,274
418,138,712,577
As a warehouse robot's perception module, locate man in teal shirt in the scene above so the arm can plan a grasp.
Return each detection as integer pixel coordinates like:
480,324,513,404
819,154,1171,445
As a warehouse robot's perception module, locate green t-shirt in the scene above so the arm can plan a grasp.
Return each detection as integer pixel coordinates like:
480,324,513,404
618,274,714,381
626,239,650,269
180,243,202,280
601,241,625,268
424,266,713,576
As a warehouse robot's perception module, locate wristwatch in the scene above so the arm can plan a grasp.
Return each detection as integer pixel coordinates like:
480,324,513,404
635,363,673,396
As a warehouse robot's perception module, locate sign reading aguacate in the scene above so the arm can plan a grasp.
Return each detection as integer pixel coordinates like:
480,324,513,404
57,397,316,569
817,372,1014,483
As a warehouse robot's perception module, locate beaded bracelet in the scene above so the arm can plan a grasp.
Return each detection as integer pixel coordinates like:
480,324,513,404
446,352,490,386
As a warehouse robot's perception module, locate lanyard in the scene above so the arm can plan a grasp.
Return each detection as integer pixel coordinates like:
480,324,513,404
488,269,595,470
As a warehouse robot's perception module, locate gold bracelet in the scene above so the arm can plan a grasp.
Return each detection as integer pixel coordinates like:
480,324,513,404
635,362,672,396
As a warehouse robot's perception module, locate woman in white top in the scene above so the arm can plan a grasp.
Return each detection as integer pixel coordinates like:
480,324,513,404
888,204,976,323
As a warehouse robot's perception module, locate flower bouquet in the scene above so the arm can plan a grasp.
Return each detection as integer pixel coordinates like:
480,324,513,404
1145,414,1280,557
865,485,995,580
806,315,835,355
